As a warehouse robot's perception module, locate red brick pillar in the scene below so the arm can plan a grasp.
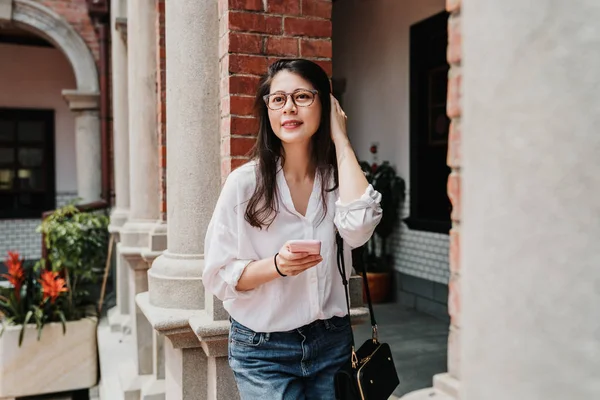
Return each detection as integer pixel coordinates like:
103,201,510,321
446,0,462,388
218,0,333,181
156,0,167,221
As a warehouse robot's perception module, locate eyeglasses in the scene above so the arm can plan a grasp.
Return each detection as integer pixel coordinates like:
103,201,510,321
263,89,318,111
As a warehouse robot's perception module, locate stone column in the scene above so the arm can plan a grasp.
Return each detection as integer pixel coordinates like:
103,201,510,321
62,90,101,203
107,0,131,333
109,0,130,229
459,2,600,399
118,0,159,396
137,0,238,398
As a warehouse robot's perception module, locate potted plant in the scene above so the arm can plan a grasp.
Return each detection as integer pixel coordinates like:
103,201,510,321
0,204,109,398
353,158,406,303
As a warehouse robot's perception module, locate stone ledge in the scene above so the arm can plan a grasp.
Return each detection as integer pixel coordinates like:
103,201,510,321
141,250,163,264
62,89,100,110
120,246,152,270
433,373,460,398
136,292,205,349
398,388,453,400
349,306,370,326
188,314,230,358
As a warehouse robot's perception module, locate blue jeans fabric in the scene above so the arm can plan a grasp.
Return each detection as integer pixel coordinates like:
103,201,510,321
228,315,353,400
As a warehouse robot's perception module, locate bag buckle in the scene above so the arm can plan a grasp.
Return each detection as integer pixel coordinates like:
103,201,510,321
372,324,379,344
351,346,359,369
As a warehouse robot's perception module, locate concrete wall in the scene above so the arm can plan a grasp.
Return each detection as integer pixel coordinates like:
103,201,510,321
0,43,78,260
333,0,450,286
461,1,600,398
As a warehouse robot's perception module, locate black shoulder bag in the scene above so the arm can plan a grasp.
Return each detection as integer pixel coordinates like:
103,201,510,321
334,232,400,400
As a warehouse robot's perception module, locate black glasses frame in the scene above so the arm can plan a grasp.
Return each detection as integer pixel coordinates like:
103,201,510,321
263,89,319,110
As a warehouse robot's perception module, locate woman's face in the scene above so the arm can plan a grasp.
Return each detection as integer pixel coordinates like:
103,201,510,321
267,70,322,145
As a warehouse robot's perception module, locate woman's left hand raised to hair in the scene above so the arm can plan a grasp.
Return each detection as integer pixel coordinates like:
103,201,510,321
330,94,349,145
330,94,370,204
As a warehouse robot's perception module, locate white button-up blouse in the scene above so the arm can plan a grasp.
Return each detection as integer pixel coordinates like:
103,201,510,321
202,160,383,333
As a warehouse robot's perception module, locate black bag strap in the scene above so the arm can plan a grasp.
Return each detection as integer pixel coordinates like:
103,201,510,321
336,232,378,343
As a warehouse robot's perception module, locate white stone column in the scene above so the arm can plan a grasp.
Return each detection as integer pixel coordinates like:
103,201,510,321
62,91,101,203
137,0,239,399
118,0,159,396
459,2,600,399
109,0,130,228
107,0,131,333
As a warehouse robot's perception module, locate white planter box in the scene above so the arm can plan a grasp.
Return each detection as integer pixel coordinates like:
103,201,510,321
0,317,98,398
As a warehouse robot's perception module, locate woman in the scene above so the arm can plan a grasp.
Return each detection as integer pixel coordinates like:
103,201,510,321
203,59,383,399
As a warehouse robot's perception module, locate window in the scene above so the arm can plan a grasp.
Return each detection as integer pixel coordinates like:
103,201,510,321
406,11,452,234
0,108,56,219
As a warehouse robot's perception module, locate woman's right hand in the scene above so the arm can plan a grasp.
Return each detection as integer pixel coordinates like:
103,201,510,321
275,243,323,277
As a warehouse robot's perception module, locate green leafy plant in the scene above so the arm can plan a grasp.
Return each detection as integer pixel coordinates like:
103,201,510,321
354,160,406,273
0,204,109,345
37,203,109,318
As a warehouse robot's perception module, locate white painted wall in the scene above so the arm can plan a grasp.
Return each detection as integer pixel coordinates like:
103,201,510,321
0,43,78,192
333,0,450,286
333,0,446,182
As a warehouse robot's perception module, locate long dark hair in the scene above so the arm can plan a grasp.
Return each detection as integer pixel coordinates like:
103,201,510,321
245,59,338,229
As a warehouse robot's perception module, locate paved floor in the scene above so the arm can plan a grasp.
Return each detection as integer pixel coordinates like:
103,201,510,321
18,303,447,400
354,303,449,398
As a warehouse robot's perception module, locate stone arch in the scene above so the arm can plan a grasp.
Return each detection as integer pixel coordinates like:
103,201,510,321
3,0,99,93
0,0,102,202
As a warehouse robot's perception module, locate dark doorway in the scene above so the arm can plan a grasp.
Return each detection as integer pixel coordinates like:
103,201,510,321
407,11,451,234
0,108,56,219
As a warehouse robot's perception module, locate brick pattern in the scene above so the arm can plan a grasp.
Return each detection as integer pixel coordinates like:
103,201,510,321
0,192,77,261
40,0,100,62
218,0,333,181
156,0,167,221
390,193,450,285
446,0,462,381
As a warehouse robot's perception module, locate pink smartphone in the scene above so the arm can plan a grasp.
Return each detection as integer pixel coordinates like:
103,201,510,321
287,240,322,255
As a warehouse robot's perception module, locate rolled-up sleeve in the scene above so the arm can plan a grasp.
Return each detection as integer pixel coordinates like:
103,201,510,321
202,174,255,301
334,184,383,249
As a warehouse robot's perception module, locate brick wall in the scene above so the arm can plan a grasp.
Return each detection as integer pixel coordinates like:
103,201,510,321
156,0,167,221
446,0,462,382
40,0,100,63
218,0,333,181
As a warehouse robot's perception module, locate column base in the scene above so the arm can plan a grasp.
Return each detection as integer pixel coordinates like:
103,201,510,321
120,220,156,248
112,243,132,333
109,208,130,235
141,377,166,400
147,252,204,310
108,306,131,334
122,248,154,378
119,360,152,400
398,388,453,400
398,374,460,400
433,373,460,398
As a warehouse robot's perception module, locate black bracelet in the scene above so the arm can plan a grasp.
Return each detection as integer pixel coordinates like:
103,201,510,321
274,253,287,277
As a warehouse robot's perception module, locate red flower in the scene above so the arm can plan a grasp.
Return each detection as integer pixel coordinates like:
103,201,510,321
2,251,25,300
370,145,378,154
371,163,378,173
39,270,68,304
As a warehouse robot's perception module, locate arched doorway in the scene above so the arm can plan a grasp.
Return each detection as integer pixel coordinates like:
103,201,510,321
0,0,101,261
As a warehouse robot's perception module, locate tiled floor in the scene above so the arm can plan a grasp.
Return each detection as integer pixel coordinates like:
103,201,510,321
17,303,447,400
354,303,449,398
